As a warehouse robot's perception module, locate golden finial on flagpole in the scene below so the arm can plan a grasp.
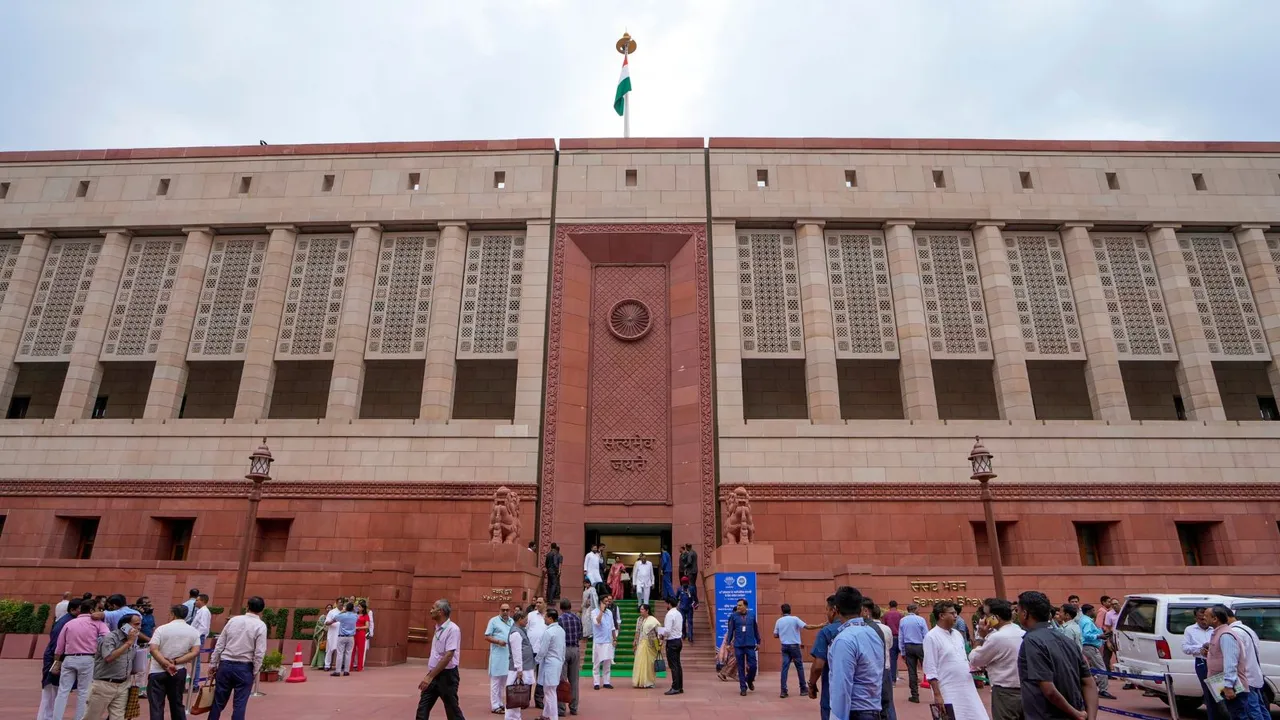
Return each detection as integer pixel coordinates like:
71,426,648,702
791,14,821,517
616,32,637,55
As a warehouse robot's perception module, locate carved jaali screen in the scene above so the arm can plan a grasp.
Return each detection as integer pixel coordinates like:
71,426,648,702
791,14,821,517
0,240,21,308
458,233,523,359
188,237,266,360
277,234,351,358
738,230,803,358
1267,235,1280,279
1004,233,1084,358
826,231,897,358
1093,234,1176,360
367,232,438,358
102,238,184,360
18,239,102,361
588,265,670,504
1179,233,1268,359
914,231,992,358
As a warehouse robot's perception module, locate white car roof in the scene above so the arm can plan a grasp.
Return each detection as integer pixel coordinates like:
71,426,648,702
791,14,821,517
1123,593,1265,604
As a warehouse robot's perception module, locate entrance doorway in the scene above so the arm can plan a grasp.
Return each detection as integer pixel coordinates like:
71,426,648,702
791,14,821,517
585,523,671,600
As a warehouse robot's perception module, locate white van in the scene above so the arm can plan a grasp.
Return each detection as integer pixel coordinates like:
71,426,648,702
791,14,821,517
1113,593,1243,715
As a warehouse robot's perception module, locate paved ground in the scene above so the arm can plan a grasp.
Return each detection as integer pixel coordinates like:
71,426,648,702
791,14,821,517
2,658,1199,720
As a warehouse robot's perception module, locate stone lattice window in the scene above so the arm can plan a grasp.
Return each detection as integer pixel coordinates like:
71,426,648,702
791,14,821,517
188,237,267,359
18,239,102,361
1093,234,1176,359
738,231,803,358
1179,233,1268,359
1004,233,1084,358
457,233,523,359
914,231,991,358
367,232,438,358
826,231,897,358
1266,235,1280,280
102,238,184,359
0,240,21,307
277,234,351,358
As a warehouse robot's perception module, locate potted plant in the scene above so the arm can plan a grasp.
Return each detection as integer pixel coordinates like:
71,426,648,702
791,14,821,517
259,649,284,682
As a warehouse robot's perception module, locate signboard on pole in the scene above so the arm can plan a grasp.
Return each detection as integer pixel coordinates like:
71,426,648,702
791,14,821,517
712,571,758,645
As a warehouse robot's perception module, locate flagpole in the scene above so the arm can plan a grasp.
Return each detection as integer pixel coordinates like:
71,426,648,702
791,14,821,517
616,32,637,139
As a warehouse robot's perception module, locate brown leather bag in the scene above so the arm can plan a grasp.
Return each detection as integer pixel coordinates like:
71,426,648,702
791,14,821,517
505,675,532,709
189,679,216,716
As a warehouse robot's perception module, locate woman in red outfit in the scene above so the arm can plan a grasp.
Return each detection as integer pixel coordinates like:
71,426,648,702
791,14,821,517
353,601,370,671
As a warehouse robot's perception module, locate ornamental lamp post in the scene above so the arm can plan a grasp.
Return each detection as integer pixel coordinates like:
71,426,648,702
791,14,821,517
968,437,1007,601
229,440,274,617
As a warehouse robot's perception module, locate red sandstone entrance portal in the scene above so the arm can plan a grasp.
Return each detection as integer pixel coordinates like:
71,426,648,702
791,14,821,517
538,224,716,570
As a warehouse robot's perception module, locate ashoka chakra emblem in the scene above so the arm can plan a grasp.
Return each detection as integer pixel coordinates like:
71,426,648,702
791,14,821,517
609,299,652,341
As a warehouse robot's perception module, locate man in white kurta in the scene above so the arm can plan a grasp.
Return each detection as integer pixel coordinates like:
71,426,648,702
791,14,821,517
633,555,655,606
923,602,988,720
323,600,342,671
584,546,603,587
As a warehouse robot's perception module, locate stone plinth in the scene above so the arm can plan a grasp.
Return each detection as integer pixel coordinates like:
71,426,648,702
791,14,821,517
455,542,542,670
704,542,785,672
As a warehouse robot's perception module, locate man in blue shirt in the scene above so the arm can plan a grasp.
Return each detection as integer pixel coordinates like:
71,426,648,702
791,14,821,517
676,578,697,643
773,603,819,698
1078,604,1114,699
898,602,929,702
828,586,885,720
808,594,843,720
720,598,760,696
326,602,359,675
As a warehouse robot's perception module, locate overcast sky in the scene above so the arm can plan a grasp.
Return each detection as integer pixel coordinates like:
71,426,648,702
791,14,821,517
3,1,1277,150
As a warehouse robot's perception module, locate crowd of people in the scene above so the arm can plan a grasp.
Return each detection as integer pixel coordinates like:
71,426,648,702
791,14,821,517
311,596,376,675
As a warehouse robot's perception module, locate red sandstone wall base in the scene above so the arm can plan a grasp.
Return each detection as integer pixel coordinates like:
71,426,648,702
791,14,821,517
455,542,542,671
704,543,784,672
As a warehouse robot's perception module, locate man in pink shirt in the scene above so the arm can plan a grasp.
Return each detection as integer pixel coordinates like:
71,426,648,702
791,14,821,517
417,598,463,719
51,601,109,720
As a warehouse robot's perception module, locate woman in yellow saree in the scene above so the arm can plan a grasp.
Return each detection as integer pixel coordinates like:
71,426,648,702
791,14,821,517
632,603,661,688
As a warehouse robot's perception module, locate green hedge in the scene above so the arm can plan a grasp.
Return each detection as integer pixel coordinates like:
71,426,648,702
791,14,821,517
260,608,288,639
291,608,321,640
0,600,52,633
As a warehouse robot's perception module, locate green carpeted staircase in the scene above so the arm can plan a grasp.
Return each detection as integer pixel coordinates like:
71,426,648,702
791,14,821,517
580,599,666,679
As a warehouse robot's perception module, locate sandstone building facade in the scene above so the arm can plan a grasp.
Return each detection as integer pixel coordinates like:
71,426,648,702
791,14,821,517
0,137,1278,665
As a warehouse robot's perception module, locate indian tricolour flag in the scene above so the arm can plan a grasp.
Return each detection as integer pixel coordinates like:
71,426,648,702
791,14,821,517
613,54,632,116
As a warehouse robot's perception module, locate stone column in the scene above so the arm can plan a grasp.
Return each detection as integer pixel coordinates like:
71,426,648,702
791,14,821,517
143,227,215,419
1146,223,1225,420
883,221,938,420
326,222,381,419
712,221,746,425
514,219,551,427
1060,223,1130,421
56,229,132,419
420,221,466,421
1232,224,1280,400
0,230,53,412
795,220,841,423
233,224,297,420
972,221,1036,421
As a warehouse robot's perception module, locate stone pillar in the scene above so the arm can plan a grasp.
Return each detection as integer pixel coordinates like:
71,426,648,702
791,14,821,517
234,224,296,420
420,221,466,421
795,220,841,423
1232,224,1280,400
883,221,938,420
144,227,215,419
56,229,132,419
514,220,551,427
1059,223,1130,421
703,543,782,671
972,221,1036,421
1147,224,1225,420
326,222,381,419
712,221,746,425
0,230,53,412
457,542,541,670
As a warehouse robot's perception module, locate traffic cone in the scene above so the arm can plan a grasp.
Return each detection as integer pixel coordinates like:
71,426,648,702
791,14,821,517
285,643,307,683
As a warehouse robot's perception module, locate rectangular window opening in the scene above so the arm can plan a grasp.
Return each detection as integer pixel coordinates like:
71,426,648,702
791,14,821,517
238,176,252,194
493,171,506,189
0,181,10,199
408,172,421,191
741,358,808,420
932,169,946,189
1106,172,1120,190
1176,522,1205,566
0,514,5,539
845,170,858,188
76,180,90,198
6,396,30,419
65,517,100,560
1019,171,1034,189
158,517,195,561
91,395,108,419
452,359,518,420
255,518,293,562
970,520,1016,567
157,178,170,196
756,169,769,188
1192,173,1208,191
321,174,335,192
1259,396,1279,421
1074,521,1113,566
625,169,638,187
